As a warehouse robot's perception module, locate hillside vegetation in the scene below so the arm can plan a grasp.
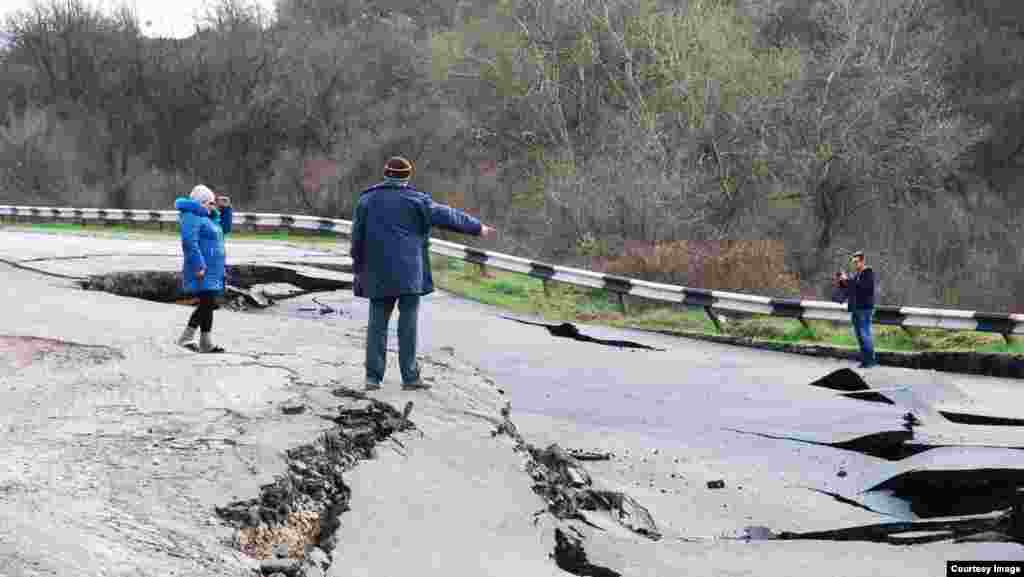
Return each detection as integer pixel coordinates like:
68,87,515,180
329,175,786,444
2,0,1021,309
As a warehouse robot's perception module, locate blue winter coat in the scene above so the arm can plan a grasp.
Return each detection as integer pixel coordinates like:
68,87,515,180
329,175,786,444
176,197,233,294
350,182,482,299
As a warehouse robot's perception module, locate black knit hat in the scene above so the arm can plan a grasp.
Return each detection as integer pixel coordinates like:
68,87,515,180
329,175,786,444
384,156,413,180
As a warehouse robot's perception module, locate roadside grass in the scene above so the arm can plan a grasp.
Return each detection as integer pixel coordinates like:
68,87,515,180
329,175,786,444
5,221,1021,355
430,256,1024,356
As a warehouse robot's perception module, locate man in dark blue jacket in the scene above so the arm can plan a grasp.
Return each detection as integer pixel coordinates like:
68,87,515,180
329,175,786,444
839,251,877,368
350,156,495,391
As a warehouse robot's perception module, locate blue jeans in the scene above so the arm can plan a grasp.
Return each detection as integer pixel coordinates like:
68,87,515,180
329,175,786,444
851,308,876,366
366,294,421,384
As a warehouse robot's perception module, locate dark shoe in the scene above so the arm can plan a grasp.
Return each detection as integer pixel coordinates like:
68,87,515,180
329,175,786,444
198,332,224,353
401,380,432,391
364,379,382,392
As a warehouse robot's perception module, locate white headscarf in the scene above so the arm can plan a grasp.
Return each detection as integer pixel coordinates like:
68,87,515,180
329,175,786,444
189,184,215,205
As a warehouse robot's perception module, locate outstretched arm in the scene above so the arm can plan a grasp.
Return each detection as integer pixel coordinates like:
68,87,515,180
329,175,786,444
430,201,481,235
430,201,496,237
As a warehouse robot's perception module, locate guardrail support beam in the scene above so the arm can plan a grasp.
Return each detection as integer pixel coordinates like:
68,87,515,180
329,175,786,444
616,292,628,315
1002,332,1015,346
704,306,723,333
542,278,551,298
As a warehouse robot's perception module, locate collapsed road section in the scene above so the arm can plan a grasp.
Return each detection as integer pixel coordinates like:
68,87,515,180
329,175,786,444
215,388,412,577
79,265,351,310
738,368,1024,548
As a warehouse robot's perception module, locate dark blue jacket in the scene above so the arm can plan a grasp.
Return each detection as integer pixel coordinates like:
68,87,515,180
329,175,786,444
176,198,232,294
350,182,482,299
847,267,875,311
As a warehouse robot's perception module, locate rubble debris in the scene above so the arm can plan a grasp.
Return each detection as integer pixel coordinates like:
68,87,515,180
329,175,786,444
216,388,413,575
260,557,299,576
487,403,660,572
576,490,660,539
552,528,622,577
568,450,613,461
311,297,337,315
511,439,660,540
500,316,666,351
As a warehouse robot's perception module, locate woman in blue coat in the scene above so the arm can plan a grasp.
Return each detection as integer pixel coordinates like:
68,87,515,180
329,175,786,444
175,184,233,352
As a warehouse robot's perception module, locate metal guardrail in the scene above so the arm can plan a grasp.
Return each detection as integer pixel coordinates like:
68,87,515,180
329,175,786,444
2,204,1021,340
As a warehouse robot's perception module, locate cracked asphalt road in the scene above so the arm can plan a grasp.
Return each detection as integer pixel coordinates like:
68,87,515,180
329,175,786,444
2,229,1023,576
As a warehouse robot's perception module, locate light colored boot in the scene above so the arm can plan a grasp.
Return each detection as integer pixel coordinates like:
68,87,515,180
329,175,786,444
199,331,224,353
177,326,197,347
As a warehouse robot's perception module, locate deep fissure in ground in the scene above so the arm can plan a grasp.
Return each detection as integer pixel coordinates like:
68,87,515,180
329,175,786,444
490,404,659,576
78,266,351,310
215,388,412,576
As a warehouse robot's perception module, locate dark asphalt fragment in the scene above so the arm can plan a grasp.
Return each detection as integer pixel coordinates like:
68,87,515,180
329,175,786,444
499,316,666,351
553,527,622,577
775,504,1024,545
723,427,936,461
938,411,1024,427
568,450,613,461
865,468,1024,519
808,368,894,404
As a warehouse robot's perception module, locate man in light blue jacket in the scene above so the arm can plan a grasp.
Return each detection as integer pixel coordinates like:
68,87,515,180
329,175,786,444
351,156,495,391
175,185,233,353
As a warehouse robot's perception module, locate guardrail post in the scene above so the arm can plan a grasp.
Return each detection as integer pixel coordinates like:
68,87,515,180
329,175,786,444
542,278,551,298
616,292,628,315
798,317,811,331
704,306,722,333
1002,332,1015,346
